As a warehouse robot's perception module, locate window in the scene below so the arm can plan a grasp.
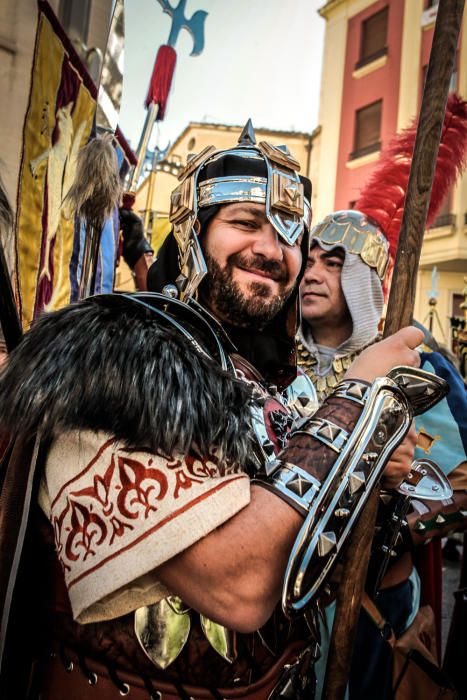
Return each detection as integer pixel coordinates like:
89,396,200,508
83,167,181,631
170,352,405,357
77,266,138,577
357,7,388,68
350,100,382,159
58,0,91,45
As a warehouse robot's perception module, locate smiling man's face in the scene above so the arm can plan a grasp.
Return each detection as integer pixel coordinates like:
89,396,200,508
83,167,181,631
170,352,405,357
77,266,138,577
200,202,302,327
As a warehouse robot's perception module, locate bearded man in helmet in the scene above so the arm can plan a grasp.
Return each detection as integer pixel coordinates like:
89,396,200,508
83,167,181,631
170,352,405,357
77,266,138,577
0,123,434,700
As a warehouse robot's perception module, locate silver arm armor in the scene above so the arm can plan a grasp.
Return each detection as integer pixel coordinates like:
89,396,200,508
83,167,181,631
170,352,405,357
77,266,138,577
252,366,448,617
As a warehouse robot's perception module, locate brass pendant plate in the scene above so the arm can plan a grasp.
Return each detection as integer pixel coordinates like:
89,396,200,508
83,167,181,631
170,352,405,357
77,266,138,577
134,597,191,670
200,615,237,663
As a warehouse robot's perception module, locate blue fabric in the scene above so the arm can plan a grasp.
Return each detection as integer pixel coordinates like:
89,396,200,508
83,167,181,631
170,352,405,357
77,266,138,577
314,575,418,700
69,210,119,301
414,351,467,475
314,601,345,700
94,209,120,294
404,566,421,631
348,579,414,699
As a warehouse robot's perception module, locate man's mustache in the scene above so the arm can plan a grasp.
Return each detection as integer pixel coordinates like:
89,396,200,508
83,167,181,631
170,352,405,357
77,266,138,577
228,253,288,282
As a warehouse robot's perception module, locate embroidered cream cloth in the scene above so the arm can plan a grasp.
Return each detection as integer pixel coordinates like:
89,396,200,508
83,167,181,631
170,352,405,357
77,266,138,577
39,430,250,623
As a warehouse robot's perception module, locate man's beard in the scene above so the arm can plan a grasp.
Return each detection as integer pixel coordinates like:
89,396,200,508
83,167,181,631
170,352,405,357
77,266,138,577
201,250,296,327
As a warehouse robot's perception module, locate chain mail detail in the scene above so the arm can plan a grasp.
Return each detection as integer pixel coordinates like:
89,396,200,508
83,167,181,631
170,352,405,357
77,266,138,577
297,339,379,403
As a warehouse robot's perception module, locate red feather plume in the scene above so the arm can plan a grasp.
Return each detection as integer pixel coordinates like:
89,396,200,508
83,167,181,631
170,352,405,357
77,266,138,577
355,93,467,266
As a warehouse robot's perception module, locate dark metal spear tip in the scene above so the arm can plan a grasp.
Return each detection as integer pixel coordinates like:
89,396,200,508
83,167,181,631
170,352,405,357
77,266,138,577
238,119,256,146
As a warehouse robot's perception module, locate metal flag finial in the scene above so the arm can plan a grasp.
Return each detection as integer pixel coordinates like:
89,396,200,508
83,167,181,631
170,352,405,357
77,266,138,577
238,119,256,147
157,0,208,56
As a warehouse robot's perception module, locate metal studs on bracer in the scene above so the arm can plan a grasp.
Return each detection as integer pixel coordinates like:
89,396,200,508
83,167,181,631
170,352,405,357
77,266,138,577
282,366,448,617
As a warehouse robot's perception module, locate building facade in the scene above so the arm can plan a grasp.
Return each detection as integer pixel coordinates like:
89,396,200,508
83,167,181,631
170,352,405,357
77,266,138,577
316,0,467,349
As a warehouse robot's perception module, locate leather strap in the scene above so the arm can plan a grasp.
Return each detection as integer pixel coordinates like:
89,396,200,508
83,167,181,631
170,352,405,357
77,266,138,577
37,643,305,700
361,592,396,646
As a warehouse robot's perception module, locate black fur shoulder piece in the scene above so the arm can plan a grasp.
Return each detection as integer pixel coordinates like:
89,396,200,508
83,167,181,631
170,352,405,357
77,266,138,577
0,296,255,465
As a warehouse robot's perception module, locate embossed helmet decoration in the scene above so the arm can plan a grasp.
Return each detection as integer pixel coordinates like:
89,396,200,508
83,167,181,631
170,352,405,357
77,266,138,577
311,210,389,281
167,119,312,299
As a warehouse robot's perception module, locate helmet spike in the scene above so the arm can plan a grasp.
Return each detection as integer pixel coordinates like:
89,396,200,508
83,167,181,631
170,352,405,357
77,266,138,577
238,118,256,147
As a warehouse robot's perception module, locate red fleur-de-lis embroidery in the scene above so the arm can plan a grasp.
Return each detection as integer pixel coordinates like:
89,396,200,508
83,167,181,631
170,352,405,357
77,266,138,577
108,514,133,545
172,468,203,499
116,455,168,519
64,498,108,562
71,453,118,517
185,454,219,479
52,509,72,572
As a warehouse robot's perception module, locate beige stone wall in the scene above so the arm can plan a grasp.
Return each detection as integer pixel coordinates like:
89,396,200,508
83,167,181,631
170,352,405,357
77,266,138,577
315,0,348,220
396,0,423,130
87,0,112,57
139,170,177,220
168,123,313,177
308,127,321,220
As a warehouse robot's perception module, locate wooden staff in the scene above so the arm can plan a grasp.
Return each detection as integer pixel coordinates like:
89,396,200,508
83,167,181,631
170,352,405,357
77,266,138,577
323,1,465,697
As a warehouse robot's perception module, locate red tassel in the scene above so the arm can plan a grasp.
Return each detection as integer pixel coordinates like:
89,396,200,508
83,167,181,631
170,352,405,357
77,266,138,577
355,93,467,266
145,45,177,121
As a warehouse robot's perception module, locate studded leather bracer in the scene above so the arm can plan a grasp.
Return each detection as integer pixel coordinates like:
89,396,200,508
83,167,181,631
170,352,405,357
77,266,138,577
410,489,467,543
252,366,448,617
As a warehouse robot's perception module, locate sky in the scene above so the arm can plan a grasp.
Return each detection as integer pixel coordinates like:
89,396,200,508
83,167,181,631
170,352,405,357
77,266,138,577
119,0,326,154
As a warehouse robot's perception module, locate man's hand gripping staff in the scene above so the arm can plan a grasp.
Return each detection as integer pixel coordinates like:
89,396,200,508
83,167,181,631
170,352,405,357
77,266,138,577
253,327,448,617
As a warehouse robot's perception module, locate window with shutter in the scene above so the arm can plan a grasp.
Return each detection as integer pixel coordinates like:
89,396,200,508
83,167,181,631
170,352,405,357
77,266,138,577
357,7,389,68
350,100,382,160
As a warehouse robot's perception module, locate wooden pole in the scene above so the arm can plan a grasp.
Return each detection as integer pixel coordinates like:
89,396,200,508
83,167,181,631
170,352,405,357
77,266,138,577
323,2,465,697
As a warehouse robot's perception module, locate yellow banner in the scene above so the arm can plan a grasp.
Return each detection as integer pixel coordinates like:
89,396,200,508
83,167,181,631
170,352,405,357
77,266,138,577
16,5,96,328
152,217,172,254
